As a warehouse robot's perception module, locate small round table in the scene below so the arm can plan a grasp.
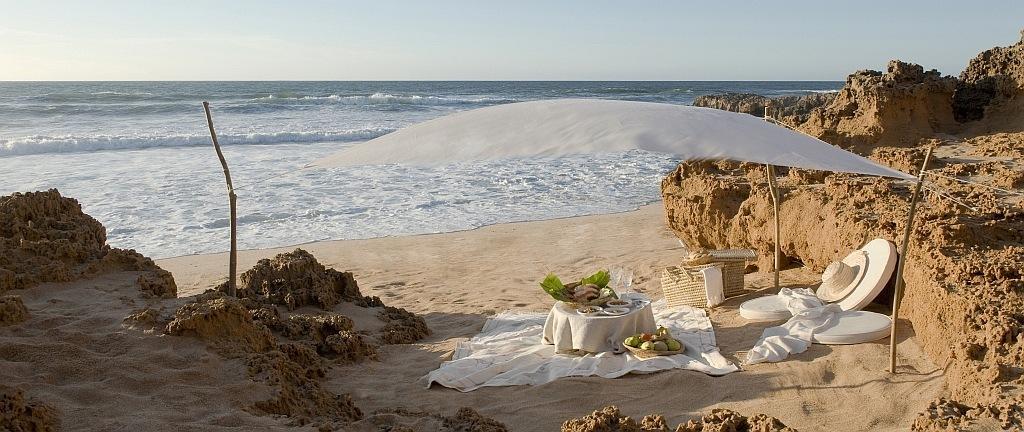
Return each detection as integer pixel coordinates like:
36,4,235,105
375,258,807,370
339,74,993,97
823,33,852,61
541,300,656,353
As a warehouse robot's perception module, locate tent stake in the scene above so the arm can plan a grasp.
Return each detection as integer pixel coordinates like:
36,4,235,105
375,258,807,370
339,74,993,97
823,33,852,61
888,146,933,373
203,102,237,297
762,105,781,290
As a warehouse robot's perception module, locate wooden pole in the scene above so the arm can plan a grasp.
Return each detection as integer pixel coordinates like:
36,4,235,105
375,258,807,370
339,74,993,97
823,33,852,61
203,102,237,297
763,104,781,290
888,146,933,373
765,164,781,290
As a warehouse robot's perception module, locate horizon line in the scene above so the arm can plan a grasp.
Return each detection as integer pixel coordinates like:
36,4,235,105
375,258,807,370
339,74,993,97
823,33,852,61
0,79,849,83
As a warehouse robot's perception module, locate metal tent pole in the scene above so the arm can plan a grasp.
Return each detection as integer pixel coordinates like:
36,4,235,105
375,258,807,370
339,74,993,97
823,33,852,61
888,146,933,373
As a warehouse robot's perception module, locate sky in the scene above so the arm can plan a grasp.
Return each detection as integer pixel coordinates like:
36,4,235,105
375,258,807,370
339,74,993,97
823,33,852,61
1,1,1022,81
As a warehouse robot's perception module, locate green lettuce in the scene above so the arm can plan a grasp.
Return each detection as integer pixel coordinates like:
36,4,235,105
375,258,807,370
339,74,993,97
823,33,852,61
580,270,611,288
540,273,570,301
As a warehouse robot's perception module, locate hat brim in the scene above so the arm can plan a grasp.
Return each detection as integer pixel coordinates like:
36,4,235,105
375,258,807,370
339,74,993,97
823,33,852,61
816,253,868,302
831,239,898,311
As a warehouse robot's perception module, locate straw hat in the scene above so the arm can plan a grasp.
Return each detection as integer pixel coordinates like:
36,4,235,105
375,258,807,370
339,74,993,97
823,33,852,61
815,252,868,302
816,239,898,311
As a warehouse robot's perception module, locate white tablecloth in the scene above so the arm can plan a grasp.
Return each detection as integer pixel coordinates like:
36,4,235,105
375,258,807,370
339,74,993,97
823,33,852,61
423,301,738,392
542,300,656,353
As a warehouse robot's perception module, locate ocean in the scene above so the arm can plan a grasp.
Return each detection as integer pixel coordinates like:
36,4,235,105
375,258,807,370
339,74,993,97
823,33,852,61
0,81,841,258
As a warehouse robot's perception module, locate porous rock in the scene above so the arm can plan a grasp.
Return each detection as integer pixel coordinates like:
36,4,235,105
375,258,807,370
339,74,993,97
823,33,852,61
0,295,29,327
377,305,430,344
954,30,1024,124
561,406,795,432
800,60,960,151
247,342,363,426
164,295,276,355
0,385,59,432
230,248,366,310
693,92,836,124
0,189,176,296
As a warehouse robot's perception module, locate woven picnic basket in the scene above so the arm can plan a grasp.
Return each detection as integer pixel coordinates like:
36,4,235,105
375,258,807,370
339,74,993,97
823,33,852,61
706,249,757,297
660,263,722,308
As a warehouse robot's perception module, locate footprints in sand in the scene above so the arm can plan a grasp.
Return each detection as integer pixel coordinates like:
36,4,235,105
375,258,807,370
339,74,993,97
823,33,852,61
373,281,408,298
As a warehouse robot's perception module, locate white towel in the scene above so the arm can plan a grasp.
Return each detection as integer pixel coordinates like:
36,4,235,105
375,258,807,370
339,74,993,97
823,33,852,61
745,293,841,364
701,266,725,308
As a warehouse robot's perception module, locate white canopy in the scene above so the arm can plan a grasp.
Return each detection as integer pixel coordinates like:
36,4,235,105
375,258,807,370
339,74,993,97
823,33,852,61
312,98,913,180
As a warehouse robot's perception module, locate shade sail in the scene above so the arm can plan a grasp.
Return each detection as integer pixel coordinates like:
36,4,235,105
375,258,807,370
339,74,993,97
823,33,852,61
311,98,914,180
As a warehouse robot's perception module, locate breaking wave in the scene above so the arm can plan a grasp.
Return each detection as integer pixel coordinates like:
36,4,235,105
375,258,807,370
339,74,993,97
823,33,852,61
0,128,392,156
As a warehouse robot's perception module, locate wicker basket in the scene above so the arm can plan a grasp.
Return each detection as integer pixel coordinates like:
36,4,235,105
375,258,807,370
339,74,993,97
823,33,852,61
705,249,757,297
623,343,684,358
661,263,722,308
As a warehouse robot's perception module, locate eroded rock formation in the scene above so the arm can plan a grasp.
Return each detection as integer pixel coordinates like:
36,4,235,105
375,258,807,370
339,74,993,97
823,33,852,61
668,29,1024,431
230,248,366,310
0,189,176,297
0,295,29,327
363,407,510,431
561,406,795,432
693,92,836,124
166,249,429,427
955,30,1024,124
0,385,59,432
800,61,960,151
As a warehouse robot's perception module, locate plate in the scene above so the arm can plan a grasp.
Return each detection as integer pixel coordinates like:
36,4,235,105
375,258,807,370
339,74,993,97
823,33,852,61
605,299,632,308
603,307,630,316
576,305,603,316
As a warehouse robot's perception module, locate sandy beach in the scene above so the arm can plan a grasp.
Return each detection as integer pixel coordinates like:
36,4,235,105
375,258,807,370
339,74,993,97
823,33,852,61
3,21,1023,432
151,204,942,431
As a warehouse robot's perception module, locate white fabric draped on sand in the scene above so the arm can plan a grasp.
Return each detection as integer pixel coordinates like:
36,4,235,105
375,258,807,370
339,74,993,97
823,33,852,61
745,288,841,364
424,302,738,392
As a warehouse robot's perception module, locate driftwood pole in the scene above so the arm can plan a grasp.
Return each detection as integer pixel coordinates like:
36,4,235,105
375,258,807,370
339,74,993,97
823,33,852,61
765,164,781,290
203,102,237,296
888,146,933,373
763,105,782,290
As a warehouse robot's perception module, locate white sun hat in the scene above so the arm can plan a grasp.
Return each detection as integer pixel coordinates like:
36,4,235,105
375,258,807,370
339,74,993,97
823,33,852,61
739,238,898,320
821,238,898,311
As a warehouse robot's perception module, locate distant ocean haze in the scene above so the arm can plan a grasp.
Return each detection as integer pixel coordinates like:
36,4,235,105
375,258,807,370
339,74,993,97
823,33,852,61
0,81,841,257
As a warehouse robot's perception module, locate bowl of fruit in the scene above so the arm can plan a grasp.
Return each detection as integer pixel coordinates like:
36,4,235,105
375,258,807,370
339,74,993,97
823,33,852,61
622,326,684,358
540,270,618,308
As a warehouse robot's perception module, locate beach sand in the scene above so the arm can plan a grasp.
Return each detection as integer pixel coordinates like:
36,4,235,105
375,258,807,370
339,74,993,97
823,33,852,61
152,203,942,431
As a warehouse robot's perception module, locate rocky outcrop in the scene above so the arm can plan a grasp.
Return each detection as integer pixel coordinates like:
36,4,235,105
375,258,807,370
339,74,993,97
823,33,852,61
664,31,1024,429
0,385,59,432
800,61,960,151
912,398,1023,431
165,295,277,355
954,30,1024,127
0,295,29,326
230,248,367,310
377,305,431,344
362,407,509,431
0,189,176,297
693,92,836,124
246,343,363,426
677,409,796,432
166,250,429,427
560,406,795,432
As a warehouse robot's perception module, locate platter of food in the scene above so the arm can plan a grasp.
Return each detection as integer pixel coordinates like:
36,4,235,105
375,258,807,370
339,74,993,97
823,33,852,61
622,327,685,358
539,270,619,307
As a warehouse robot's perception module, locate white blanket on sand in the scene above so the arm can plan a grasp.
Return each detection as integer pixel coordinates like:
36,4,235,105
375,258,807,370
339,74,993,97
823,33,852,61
424,302,738,392
745,288,840,364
